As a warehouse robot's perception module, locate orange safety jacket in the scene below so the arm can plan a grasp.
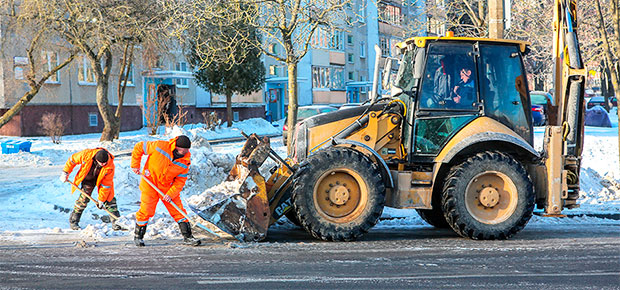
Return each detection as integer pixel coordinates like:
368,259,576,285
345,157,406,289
130,137,190,199
63,148,115,202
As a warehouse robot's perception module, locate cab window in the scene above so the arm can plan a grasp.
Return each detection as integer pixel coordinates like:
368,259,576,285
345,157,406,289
478,44,532,143
418,43,478,110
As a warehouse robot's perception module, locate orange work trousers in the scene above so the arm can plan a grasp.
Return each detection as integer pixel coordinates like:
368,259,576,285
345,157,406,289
135,185,188,226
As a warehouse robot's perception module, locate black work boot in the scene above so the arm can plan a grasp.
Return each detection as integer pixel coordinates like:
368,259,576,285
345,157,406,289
69,210,82,230
178,221,201,246
134,224,147,247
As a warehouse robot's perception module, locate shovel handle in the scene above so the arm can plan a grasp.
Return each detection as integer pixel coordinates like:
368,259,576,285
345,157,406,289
139,174,220,238
66,180,120,221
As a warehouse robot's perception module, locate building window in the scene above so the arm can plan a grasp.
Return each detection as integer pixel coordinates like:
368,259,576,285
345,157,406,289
311,27,344,51
78,55,96,84
312,65,344,90
380,37,390,57
120,64,134,86
348,53,354,63
88,113,98,127
269,65,279,76
43,51,60,83
233,111,240,122
347,35,353,45
360,41,366,58
348,71,354,81
175,61,188,88
379,3,403,25
269,43,278,54
357,0,366,23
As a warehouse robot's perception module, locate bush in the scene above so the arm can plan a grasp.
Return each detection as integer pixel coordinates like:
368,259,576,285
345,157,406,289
39,113,66,144
201,111,221,130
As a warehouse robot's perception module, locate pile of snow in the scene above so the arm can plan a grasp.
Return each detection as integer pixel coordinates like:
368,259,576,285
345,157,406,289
0,151,53,167
167,118,281,141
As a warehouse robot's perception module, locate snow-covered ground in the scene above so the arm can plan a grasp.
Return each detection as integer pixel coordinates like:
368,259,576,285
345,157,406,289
0,112,618,244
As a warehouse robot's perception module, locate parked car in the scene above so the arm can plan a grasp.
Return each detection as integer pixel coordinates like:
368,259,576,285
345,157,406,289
531,104,546,126
283,105,338,145
587,96,617,110
530,91,552,126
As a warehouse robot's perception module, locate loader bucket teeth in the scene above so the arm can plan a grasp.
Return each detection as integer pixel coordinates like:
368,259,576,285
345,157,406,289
192,134,271,242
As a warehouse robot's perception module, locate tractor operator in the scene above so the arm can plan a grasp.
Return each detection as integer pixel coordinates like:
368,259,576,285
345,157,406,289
130,135,200,247
450,64,475,107
60,148,122,231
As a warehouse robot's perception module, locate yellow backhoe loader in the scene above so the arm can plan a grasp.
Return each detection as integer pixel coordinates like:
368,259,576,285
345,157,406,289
193,0,586,242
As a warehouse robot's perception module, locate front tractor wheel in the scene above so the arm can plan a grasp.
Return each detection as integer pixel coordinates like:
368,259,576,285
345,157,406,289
442,151,535,240
292,147,385,241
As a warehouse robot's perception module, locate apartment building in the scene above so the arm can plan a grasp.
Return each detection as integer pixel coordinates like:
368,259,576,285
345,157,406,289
263,0,424,120
0,39,264,137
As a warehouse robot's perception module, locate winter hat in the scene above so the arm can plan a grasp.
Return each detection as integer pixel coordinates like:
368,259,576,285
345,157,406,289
176,135,191,149
95,149,109,163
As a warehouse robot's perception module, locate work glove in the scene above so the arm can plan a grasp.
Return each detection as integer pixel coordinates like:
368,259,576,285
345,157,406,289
97,201,106,210
59,172,69,183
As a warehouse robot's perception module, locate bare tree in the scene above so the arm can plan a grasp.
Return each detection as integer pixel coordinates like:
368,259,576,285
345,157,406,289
172,0,351,153
0,2,77,129
21,0,166,141
591,0,620,163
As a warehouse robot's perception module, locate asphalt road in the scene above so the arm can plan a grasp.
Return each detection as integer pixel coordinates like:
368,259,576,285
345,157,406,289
0,223,618,289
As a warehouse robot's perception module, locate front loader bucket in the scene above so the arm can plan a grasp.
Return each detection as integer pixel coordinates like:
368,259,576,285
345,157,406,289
192,134,271,242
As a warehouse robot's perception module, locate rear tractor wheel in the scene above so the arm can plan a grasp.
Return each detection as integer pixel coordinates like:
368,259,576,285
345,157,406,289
292,147,386,241
442,151,535,240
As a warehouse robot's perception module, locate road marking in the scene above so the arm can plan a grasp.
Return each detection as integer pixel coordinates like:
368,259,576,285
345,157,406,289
196,272,620,284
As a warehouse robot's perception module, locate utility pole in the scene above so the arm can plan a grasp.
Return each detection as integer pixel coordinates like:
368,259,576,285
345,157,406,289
489,0,504,38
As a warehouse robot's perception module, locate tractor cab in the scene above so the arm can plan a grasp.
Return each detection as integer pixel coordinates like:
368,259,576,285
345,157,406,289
393,37,533,159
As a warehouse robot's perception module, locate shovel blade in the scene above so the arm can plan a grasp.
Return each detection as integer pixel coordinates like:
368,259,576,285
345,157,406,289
192,173,270,242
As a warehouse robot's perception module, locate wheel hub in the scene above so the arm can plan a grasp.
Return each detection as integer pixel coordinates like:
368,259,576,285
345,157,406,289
314,169,366,221
329,185,350,205
479,186,499,207
465,171,519,225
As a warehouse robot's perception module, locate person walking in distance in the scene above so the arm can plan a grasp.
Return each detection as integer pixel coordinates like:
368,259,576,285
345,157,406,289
130,135,200,247
60,148,121,231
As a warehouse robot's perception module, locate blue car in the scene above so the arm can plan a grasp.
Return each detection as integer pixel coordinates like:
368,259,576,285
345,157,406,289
531,104,546,126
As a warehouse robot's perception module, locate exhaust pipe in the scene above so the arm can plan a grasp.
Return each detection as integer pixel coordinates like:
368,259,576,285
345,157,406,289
370,45,382,102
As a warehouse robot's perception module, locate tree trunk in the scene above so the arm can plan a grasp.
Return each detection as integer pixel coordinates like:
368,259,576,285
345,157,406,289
93,51,118,142
594,0,620,166
286,63,298,155
112,43,134,139
226,91,233,127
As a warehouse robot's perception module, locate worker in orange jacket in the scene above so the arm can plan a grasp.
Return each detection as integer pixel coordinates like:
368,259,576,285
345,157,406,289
60,148,121,231
130,135,200,246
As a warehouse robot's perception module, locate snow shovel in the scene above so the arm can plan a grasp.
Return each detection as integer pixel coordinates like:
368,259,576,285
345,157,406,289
139,174,222,239
67,180,122,223
190,133,272,242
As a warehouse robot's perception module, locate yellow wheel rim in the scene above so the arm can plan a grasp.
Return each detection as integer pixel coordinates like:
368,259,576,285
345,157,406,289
465,171,518,224
313,168,368,223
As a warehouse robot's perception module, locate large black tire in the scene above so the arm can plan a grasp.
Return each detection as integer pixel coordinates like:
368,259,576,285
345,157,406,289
291,147,385,241
442,151,535,240
284,210,302,227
